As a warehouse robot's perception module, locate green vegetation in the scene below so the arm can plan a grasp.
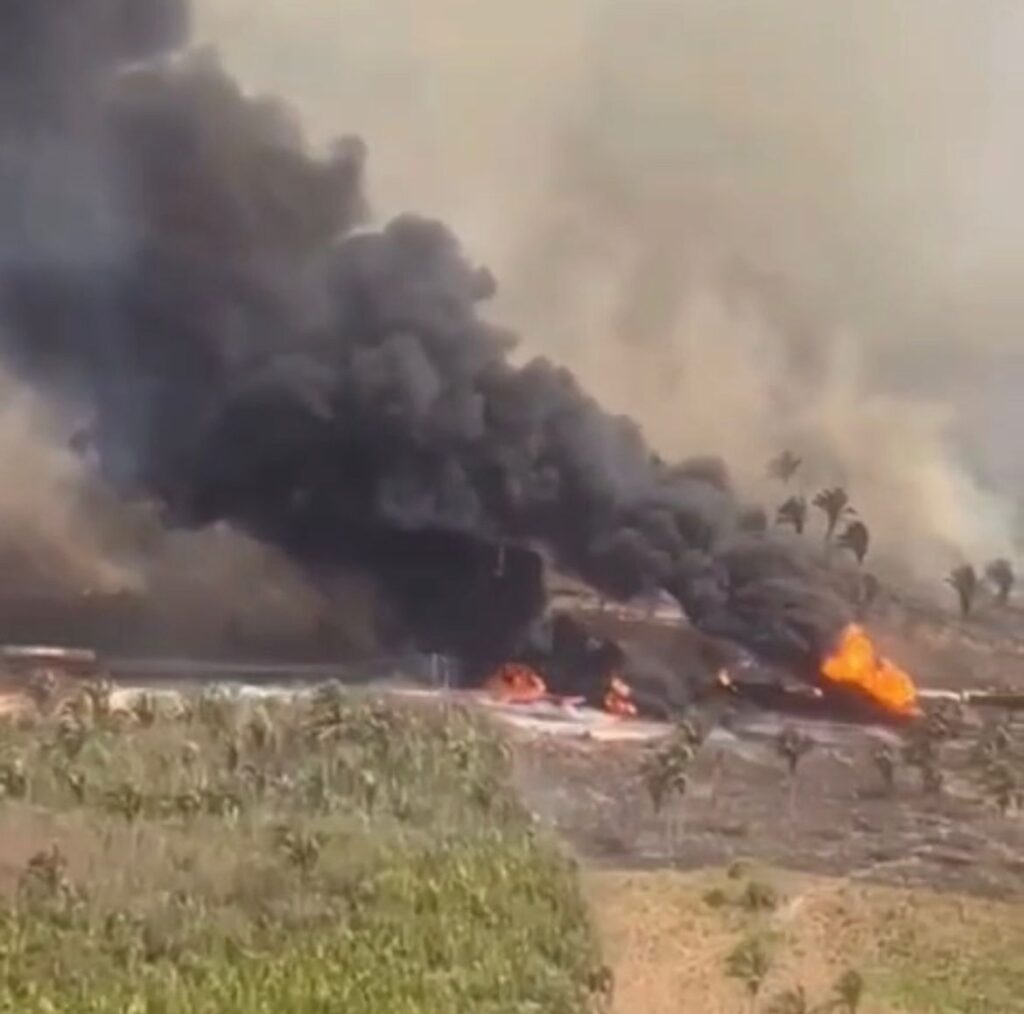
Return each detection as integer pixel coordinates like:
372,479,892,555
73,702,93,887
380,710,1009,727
0,683,605,1013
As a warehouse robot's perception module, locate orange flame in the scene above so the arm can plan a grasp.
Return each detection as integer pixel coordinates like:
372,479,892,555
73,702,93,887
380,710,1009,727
603,673,638,719
821,624,918,716
484,663,547,705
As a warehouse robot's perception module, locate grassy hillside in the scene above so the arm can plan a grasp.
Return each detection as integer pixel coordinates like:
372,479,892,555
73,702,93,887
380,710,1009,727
588,865,1024,1014
0,684,606,1013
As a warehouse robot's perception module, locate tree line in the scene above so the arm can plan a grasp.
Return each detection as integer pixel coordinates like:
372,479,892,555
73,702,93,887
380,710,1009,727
763,451,1016,618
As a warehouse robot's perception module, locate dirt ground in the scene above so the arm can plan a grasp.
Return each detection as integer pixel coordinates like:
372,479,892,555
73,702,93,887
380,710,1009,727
585,866,1024,1014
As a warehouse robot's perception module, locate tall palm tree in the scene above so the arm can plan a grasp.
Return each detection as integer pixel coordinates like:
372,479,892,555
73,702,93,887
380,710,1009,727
776,725,815,815
767,450,802,484
837,520,870,565
812,487,856,546
985,558,1015,606
946,564,978,618
776,495,808,535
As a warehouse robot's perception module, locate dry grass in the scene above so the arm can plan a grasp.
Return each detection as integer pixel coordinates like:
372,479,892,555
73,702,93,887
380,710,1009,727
587,865,1024,1013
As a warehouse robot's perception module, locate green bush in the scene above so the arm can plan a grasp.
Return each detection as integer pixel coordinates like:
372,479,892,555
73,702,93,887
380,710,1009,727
0,687,605,1013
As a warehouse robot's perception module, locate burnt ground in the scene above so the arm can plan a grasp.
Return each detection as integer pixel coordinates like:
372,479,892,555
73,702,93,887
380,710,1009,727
511,707,1024,900
506,577,1024,900
2,567,1022,904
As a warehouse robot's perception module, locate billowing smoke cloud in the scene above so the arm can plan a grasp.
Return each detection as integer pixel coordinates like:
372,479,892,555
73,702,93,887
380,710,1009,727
194,0,1024,583
0,0,851,676
0,362,374,657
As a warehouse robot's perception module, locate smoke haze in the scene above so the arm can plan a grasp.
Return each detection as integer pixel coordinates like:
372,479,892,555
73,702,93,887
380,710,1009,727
0,0,1021,688
0,0,862,678
194,0,1024,582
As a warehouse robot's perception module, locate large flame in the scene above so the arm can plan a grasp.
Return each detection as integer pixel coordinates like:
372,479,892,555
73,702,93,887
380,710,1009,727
821,624,918,716
484,663,547,705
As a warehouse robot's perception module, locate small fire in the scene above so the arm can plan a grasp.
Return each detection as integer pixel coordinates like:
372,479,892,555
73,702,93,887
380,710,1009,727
821,624,918,716
484,663,547,705
603,673,638,718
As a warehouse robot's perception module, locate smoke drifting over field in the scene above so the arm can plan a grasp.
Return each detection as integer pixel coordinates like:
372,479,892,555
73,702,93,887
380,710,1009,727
0,0,862,674
196,0,1024,579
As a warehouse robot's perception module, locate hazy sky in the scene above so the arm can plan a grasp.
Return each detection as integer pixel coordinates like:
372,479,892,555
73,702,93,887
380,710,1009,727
192,1,1024,581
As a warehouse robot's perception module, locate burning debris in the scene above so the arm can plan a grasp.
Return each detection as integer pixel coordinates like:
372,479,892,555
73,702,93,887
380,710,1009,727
700,622,922,726
603,675,638,719
484,662,548,706
821,624,918,718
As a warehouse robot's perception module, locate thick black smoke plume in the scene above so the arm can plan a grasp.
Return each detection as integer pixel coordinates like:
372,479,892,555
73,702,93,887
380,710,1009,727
0,1,850,678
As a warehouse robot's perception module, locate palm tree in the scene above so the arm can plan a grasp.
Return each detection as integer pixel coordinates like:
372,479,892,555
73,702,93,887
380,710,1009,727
765,985,810,1014
642,732,694,857
767,450,802,484
726,935,773,1014
984,761,1022,816
642,738,693,814
777,725,815,813
871,744,897,796
859,573,881,613
812,487,856,546
26,669,58,715
831,969,865,1013
946,564,978,618
985,558,1015,606
776,495,809,535
837,520,870,565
